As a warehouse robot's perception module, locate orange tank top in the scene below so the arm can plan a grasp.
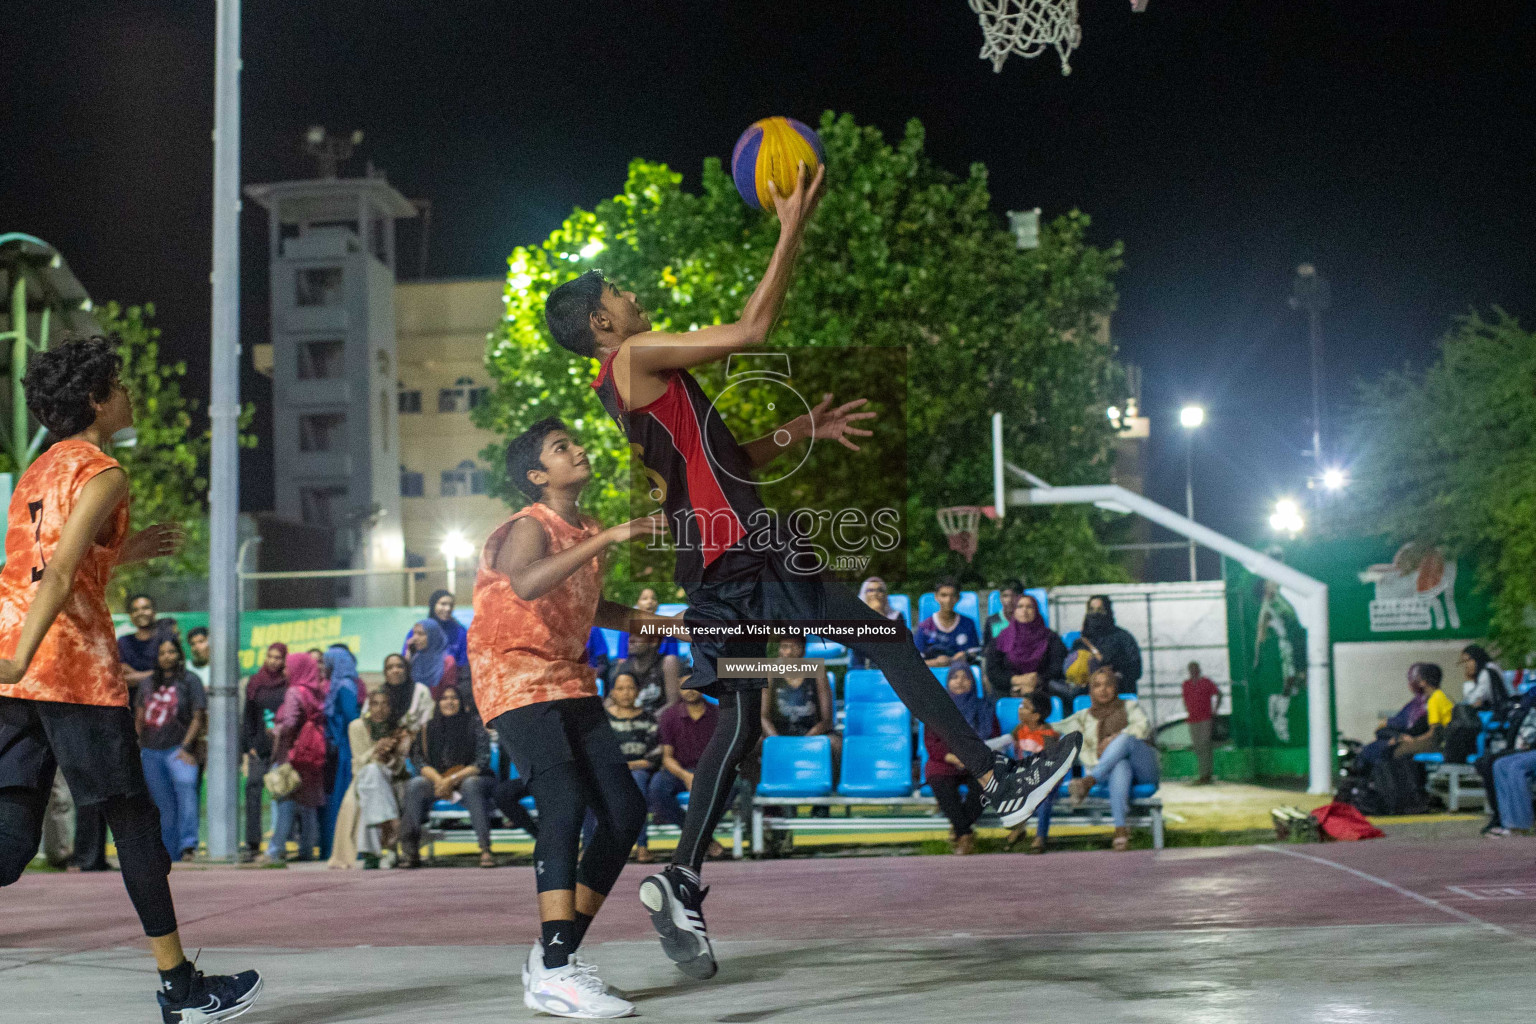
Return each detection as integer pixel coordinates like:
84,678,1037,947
469,502,603,723
0,440,130,706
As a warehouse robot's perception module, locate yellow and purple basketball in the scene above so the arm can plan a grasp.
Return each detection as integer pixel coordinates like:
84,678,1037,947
730,117,825,212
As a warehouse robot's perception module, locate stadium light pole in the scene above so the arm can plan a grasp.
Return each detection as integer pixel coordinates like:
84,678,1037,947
1179,404,1204,582
205,0,242,861
1290,264,1330,469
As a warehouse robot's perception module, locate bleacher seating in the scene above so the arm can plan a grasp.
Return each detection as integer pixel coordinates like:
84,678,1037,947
1416,709,1497,811
997,698,1022,735
844,701,911,737
918,590,981,625
845,669,898,704
758,736,834,797
1073,694,1091,713
886,593,912,626
805,635,847,662
836,735,913,798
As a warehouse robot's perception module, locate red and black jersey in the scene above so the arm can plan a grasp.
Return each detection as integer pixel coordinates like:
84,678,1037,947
593,354,767,583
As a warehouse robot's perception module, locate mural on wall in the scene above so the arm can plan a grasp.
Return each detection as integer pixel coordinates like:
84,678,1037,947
1226,567,1309,750
1358,543,1459,633
1252,579,1308,744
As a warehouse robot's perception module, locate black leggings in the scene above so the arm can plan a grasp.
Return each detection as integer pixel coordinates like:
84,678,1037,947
526,761,645,895
672,690,761,871
0,789,177,937
929,774,984,837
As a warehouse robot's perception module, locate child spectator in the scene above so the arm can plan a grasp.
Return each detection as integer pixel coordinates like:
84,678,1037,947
924,665,999,855
915,578,982,667
1181,661,1220,784
1008,690,1057,854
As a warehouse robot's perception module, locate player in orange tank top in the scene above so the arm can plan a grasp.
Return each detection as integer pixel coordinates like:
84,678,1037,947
0,338,262,1021
472,417,686,1018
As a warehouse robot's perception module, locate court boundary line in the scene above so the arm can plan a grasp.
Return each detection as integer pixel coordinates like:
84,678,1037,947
1257,844,1533,945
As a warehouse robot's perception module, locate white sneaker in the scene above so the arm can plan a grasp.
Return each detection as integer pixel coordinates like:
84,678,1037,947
378,849,398,870
523,949,634,1019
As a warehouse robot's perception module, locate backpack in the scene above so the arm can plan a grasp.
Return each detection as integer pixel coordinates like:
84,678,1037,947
1442,703,1481,764
1367,756,1428,815
288,716,329,771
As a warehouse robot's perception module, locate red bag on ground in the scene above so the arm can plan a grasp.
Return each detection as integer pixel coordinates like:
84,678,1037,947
1311,801,1385,841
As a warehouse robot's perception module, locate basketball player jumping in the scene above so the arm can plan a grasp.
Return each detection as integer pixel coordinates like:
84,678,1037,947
543,164,1081,979
0,338,262,1022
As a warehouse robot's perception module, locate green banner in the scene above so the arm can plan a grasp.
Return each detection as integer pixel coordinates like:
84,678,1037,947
1224,561,1309,750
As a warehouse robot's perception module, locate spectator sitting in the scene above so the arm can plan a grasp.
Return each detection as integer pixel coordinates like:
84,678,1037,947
405,618,457,701
924,665,999,855
1056,665,1157,851
1477,684,1536,835
1006,690,1058,854
849,576,902,670
1182,661,1221,785
1078,595,1143,695
380,651,435,736
186,626,211,687
982,579,1024,643
650,679,725,859
635,586,680,657
262,652,329,865
321,645,364,861
403,589,470,680
983,594,1066,700
1459,644,1510,719
916,577,982,668
240,642,289,862
135,637,206,861
328,690,412,869
400,685,496,868
1392,662,1451,759
613,632,683,715
1487,697,1536,837
589,671,661,863
1353,665,1430,773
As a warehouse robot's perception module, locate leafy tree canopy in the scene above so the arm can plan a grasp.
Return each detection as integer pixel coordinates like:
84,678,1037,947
476,112,1127,599
1326,309,1536,658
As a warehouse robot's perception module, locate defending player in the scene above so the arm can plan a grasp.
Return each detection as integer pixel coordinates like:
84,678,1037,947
471,416,686,1018
543,165,1081,979
0,338,262,1022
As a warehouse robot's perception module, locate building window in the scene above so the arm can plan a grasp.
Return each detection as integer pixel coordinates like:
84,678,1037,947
468,386,490,409
295,267,344,307
299,485,347,526
441,459,482,497
298,413,346,452
398,388,422,414
297,339,345,379
471,469,489,495
438,376,477,413
400,467,424,497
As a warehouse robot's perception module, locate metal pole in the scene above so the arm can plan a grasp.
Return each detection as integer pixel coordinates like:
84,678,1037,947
1184,433,1197,582
205,0,242,862
1308,308,1324,466
10,273,28,470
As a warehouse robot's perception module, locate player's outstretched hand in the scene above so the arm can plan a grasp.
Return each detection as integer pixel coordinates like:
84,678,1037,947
0,659,22,688
769,160,827,236
607,514,667,544
807,393,877,451
120,522,187,564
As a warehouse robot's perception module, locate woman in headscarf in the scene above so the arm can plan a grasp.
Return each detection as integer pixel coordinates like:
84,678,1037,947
261,652,329,864
328,689,412,869
849,577,902,670
983,594,1067,700
320,645,363,860
240,642,288,861
1053,664,1156,851
403,589,470,675
380,651,435,737
922,664,999,855
399,685,496,868
405,618,455,700
1078,595,1143,695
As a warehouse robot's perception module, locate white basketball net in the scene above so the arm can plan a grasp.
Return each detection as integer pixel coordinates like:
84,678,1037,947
969,0,1083,75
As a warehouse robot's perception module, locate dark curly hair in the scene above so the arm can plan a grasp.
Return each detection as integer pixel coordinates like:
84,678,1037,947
23,337,123,437
505,416,570,501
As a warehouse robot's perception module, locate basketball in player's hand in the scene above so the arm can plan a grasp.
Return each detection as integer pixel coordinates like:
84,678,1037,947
731,117,824,213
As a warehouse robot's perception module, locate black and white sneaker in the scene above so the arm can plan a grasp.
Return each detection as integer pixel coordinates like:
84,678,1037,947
987,733,1082,828
638,866,717,980
158,967,263,1023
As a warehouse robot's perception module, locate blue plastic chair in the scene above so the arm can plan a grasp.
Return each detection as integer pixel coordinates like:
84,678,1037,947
805,635,847,660
845,669,898,704
996,698,1023,735
599,628,626,660
987,587,1052,628
1412,752,1444,765
845,701,912,737
757,736,834,797
918,590,981,625
1048,696,1064,723
886,594,913,627
1073,694,1092,713
837,734,913,798
1063,630,1081,648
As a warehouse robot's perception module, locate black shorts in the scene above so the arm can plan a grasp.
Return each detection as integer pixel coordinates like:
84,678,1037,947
0,697,149,807
683,546,829,696
489,697,626,784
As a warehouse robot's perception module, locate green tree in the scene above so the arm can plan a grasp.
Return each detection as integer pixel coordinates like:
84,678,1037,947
476,112,1126,599
1327,309,1536,658
99,302,255,605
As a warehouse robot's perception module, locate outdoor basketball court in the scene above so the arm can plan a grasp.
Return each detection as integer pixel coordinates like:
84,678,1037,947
4,836,1531,1022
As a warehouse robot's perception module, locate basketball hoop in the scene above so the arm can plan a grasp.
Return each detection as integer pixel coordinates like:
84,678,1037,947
937,505,999,563
968,0,1148,75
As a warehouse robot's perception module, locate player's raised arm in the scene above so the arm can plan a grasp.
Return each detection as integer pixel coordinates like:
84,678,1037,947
493,513,665,603
622,161,826,375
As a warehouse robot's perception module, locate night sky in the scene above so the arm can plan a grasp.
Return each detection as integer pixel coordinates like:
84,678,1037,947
3,1,1532,580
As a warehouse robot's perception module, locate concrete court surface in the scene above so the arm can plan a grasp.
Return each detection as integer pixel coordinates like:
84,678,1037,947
3,837,1534,1023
